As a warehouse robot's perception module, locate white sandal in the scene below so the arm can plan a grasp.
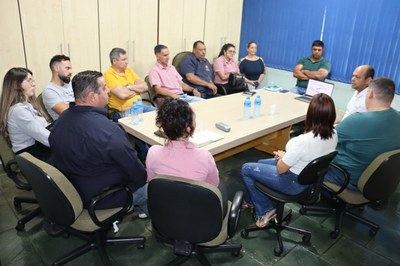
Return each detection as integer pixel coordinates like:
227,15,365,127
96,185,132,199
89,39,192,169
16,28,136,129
256,209,276,228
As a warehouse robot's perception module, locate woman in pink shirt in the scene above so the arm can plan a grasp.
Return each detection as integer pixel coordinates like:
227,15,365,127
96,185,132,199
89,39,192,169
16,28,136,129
213,43,246,94
146,98,219,186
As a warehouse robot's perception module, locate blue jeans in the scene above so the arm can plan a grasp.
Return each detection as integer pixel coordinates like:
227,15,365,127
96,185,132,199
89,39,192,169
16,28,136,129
290,85,306,95
110,105,156,162
132,184,148,216
324,165,359,191
178,94,203,103
241,158,309,217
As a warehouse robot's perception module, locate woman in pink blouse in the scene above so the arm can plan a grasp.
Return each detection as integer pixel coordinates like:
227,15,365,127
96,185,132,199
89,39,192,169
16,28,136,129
213,43,246,94
146,98,219,186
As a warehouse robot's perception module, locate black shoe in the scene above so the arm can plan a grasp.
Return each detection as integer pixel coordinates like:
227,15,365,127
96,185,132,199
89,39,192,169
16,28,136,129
368,199,388,211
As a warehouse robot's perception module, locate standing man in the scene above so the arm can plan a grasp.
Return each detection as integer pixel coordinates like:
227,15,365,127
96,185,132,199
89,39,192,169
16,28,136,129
149,44,202,106
104,47,156,121
49,70,148,217
179,41,217,99
325,77,400,191
292,40,331,95
339,65,375,121
42,55,74,120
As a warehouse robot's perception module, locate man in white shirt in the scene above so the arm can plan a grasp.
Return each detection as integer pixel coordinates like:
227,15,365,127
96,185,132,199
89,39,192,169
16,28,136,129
340,65,374,121
42,55,74,120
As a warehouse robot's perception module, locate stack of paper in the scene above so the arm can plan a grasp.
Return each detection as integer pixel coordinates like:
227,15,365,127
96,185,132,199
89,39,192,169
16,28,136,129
190,130,224,148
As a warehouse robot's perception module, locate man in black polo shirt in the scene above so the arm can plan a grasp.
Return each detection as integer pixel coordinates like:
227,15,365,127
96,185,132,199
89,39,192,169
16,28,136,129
179,40,218,99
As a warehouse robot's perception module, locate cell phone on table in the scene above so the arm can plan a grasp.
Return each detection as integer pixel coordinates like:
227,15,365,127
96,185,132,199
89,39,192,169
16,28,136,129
243,91,256,96
154,130,167,138
279,89,289,93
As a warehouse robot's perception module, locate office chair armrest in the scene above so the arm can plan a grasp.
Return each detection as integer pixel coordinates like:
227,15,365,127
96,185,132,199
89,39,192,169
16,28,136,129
325,163,350,195
228,190,243,238
88,185,133,227
5,159,32,190
142,98,155,107
216,84,228,95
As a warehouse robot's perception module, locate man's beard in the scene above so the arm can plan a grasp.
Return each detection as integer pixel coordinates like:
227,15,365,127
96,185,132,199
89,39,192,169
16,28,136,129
59,74,71,84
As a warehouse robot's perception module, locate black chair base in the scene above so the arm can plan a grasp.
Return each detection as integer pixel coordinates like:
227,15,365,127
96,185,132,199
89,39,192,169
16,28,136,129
48,226,145,266
300,201,380,239
241,208,311,256
166,243,241,266
155,232,241,266
15,206,41,231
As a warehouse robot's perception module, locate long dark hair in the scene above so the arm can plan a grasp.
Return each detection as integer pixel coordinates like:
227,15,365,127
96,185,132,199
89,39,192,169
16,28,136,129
218,43,235,57
304,93,336,140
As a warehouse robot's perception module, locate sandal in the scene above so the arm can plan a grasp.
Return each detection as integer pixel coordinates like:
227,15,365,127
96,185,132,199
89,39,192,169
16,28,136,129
256,209,277,228
241,202,254,209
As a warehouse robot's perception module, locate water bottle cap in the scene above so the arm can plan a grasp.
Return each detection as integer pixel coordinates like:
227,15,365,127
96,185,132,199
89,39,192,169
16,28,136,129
138,97,142,100
246,96,250,99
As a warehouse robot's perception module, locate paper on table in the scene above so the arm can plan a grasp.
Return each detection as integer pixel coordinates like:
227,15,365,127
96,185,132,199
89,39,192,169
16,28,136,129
190,130,224,147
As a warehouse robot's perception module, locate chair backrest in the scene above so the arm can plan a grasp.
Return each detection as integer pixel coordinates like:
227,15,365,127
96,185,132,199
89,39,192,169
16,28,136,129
144,75,157,102
298,151,337,203
0,134,15,174
358,149,400,201
15,153,83,226
148,175,223,243
0,134,32,190
37,93,53,122
171,51,191,73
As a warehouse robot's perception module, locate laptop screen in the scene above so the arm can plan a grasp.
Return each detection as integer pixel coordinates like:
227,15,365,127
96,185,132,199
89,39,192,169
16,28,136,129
305,79,335,97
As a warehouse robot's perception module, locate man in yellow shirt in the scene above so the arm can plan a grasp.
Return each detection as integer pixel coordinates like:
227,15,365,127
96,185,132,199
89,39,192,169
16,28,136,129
104,47,156,162
104,47,156,121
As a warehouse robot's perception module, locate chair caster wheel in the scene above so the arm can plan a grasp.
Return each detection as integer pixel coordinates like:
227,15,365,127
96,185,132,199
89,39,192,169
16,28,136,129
302,234,311,243
14,201,22,211
299,207,307,215
369,228,378,236
330,230,339,239
240,230,249,238
137,243,145,249
232,250,240,257
15,223,25,231
274,247,283,256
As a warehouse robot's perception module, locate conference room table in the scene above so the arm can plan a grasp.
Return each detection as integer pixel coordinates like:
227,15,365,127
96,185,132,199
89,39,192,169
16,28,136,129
119,90,309,161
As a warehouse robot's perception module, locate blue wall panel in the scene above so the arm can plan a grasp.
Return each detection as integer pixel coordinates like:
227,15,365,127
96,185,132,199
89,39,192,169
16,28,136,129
240,0,400,94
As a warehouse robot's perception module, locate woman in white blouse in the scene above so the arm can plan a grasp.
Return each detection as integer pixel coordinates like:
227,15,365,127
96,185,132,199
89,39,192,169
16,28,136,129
0,67,52,161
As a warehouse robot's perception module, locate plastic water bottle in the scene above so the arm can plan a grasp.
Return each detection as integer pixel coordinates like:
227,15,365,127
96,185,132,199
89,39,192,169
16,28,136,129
253,95,262,118
131,101,140,125
243,96,251,120
137,97,144,122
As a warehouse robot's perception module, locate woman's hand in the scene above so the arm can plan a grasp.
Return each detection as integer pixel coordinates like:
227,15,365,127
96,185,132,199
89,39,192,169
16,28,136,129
273,150,286,161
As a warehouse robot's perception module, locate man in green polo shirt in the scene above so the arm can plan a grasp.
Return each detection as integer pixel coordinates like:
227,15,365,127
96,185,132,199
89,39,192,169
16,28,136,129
292,40,331,95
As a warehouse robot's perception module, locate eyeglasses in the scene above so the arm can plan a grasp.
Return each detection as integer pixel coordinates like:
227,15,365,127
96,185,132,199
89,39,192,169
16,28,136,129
24,78,35,84
227,50,236,54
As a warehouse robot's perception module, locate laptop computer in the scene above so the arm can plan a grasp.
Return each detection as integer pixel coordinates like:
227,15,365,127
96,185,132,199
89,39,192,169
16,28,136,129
295,79,335,103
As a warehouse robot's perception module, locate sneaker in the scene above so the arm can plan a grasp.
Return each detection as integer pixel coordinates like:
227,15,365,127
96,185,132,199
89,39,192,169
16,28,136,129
138,213,148,219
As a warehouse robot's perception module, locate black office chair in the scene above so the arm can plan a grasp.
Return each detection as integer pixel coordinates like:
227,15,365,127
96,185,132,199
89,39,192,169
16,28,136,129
15,152,145,266
300,149,400,238
37,93,53,122
172,51,191,73
241,151,337,256
148,175,243,265
0,134,41,231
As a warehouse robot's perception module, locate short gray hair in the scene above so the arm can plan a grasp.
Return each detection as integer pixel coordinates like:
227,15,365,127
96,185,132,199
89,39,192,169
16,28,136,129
109,48,126,64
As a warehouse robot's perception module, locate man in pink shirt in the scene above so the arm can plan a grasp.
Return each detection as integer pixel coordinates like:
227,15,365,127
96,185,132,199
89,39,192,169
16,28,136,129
149,44,203,106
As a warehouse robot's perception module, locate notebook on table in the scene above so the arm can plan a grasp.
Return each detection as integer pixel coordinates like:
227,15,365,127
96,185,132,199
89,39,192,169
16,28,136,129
295,79,335,103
